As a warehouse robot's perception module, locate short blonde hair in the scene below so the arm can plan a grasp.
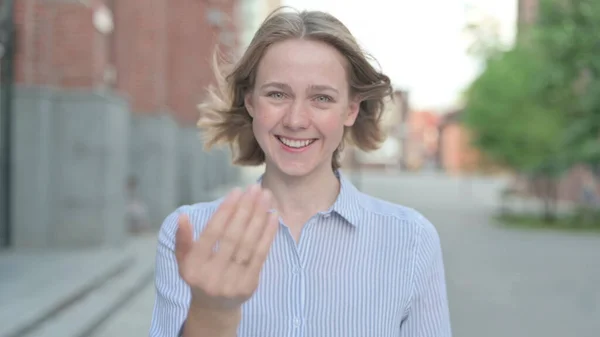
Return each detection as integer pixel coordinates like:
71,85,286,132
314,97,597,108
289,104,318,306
198,7,393,170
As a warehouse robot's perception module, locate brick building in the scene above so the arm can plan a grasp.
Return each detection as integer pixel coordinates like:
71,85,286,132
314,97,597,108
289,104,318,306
437,110,482,175
341,89,410,170
0,0,242,249
13,0,238,123
404,110,440,171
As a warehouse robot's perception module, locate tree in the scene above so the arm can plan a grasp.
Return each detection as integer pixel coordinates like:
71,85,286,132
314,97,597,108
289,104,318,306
462,44,566,172
461,43,567,220
462,0,600,221
531,0,600,170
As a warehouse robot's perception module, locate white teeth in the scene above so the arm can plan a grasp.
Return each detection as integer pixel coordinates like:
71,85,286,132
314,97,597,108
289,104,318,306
278,137,314,148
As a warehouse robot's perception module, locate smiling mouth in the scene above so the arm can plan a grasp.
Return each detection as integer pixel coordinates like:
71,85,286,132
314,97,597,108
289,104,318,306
276,136,317,149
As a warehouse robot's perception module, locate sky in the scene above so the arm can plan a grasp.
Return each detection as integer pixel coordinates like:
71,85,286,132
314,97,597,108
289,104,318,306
281,0,517,113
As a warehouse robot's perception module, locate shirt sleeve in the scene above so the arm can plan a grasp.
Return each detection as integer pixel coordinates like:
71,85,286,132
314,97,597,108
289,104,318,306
149,208,191,337
400,214,452,337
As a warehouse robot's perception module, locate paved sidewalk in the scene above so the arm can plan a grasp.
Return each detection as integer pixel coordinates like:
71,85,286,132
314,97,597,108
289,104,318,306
0,234,158,337
0,246,130,337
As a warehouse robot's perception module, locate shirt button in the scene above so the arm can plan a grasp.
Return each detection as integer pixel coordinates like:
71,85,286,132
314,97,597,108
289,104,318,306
293,318,301,327
292,267,300,274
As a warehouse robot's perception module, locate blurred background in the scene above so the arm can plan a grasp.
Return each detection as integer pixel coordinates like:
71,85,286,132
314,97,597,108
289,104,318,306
0,0,598,336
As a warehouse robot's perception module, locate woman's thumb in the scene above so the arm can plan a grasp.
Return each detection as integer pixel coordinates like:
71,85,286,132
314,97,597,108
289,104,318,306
175,214,193,267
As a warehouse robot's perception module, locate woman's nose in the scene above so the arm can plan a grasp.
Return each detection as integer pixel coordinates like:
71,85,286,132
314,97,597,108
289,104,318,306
282,100,310,129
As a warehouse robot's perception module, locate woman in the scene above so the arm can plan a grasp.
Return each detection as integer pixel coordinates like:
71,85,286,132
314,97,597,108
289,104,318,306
150,7,452,337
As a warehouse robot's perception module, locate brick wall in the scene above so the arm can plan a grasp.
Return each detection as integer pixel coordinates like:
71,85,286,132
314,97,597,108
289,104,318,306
13,0,239,125
113,0,168,113
167,0,237,125
13,0,110,88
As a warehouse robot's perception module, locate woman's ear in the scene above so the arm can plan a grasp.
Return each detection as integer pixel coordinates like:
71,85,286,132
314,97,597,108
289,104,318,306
244,92,255,118
344,97,360,127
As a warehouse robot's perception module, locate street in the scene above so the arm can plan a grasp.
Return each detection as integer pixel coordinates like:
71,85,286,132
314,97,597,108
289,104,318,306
92,171,600,337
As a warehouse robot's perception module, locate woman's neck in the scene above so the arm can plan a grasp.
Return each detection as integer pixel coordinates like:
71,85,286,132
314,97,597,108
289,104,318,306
261,164,340,223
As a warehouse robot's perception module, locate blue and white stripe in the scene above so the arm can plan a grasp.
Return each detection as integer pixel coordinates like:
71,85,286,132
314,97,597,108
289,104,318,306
149,172,452,337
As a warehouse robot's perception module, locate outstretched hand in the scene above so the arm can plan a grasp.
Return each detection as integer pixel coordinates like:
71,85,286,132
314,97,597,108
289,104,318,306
175,184,279,311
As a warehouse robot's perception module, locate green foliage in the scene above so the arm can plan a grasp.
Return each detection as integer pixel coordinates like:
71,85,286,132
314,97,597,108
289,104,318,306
462,0,600,176
535,0,600,165
462,44,566,175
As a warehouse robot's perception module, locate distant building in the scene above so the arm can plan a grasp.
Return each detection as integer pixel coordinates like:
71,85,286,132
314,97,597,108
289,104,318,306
344,89,410,170
437,110,481,175
403,110,440,171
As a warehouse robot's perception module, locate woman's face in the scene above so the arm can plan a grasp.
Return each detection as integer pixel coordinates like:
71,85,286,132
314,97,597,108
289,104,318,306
244,38,359,178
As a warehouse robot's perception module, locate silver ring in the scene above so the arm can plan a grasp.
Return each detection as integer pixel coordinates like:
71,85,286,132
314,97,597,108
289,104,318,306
232,254,250,265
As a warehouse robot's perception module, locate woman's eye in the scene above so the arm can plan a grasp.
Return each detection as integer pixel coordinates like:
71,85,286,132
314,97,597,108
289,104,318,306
315,95,332,103
267,92,285,99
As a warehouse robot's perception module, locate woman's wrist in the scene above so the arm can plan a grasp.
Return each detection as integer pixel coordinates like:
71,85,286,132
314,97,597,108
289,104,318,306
184,300,241,337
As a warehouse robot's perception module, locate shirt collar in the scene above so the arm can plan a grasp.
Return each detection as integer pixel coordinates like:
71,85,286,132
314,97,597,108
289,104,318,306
325,170,363,227
256,170,363,227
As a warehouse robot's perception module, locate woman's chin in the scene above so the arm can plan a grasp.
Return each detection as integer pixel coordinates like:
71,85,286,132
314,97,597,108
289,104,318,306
269,157,319,178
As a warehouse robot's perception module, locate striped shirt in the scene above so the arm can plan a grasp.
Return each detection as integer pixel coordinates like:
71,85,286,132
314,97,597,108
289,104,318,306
149,172,452,337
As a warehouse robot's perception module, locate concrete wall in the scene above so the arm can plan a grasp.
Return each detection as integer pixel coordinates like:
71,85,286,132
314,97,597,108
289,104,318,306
9,87,241,250
129,118,237,229
129,114,178,228
176,128,242,204
177,128,203,205
177,128,219,204
0,90,8,247
12,87,130,249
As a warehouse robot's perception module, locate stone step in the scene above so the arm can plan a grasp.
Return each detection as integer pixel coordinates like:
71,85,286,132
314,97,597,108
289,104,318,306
22,249,156,337
0,252,134,337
